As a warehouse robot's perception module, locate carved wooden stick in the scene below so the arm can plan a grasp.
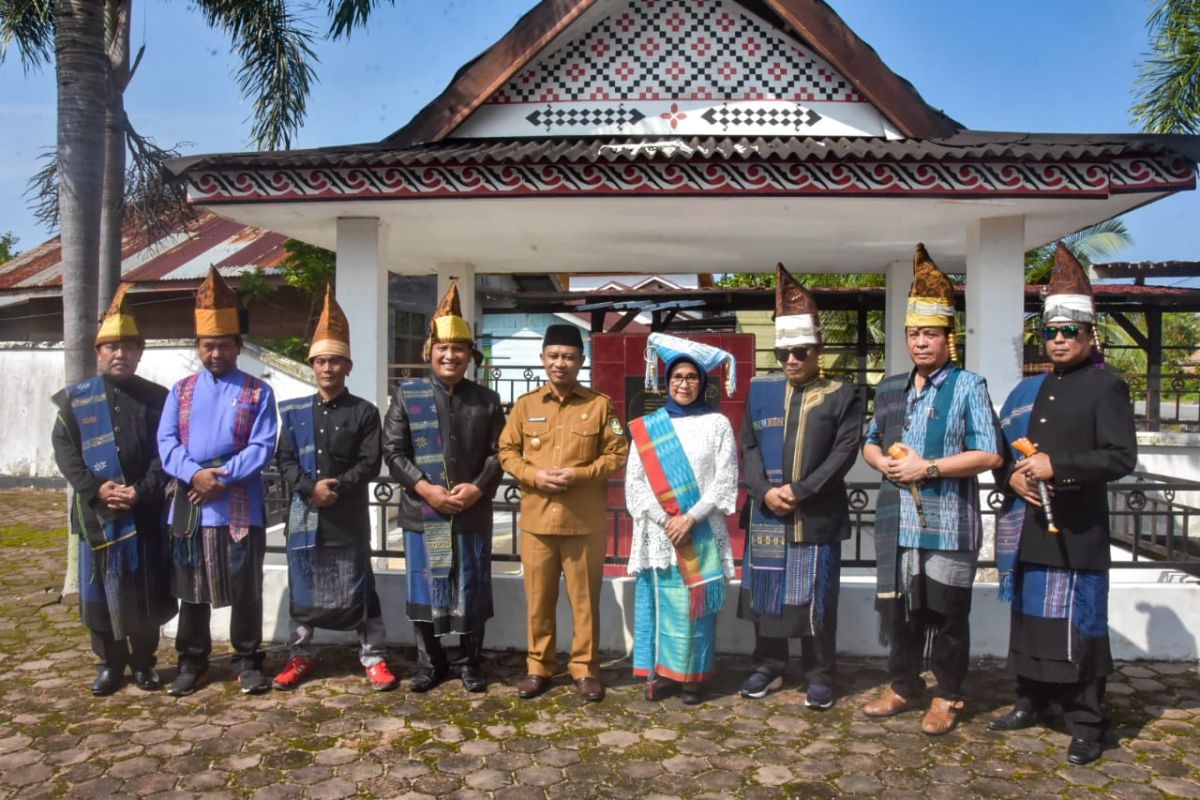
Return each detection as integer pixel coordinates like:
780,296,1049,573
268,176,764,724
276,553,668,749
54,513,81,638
1011,436,1059,534
887,443,927,527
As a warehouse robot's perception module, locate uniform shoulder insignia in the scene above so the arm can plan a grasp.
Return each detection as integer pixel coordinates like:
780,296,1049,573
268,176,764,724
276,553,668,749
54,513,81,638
609,416,624,436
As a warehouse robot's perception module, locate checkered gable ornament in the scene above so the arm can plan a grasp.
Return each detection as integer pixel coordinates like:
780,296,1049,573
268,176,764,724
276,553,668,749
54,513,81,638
644,332,737,397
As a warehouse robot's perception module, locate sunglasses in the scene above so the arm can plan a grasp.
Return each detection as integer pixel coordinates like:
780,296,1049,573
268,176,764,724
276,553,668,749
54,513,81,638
774,347,810,363
1042,324,1083,341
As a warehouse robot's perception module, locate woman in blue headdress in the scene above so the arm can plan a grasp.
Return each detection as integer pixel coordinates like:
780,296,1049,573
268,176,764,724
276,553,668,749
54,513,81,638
625,334,738,704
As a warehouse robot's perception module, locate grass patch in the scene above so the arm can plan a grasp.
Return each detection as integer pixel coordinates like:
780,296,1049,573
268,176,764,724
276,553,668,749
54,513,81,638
0,524,67,548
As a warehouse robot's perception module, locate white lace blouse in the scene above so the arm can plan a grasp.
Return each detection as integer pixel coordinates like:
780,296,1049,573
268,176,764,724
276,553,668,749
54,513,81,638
624,411,738,577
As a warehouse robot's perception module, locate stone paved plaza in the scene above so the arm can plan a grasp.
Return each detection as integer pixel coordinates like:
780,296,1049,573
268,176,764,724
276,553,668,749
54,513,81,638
1,489,1199,799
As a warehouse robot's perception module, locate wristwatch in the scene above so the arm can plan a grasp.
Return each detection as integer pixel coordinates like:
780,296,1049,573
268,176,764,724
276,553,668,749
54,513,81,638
925,460,940,479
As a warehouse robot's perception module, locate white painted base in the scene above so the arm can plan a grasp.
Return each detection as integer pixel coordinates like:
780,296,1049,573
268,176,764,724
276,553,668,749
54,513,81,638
163,566,1200,662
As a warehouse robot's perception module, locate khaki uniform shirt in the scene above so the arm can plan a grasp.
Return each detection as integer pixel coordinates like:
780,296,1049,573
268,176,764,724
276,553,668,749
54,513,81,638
498,383,629,536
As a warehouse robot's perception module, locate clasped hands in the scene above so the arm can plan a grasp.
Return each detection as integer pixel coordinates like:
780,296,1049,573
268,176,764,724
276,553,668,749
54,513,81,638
187,467,229,505
763,484,798,516
662,511,697,545
880,443,927,487
1009,452,1054,507
417,479,484,515
97,481,138,511
533,468,576,495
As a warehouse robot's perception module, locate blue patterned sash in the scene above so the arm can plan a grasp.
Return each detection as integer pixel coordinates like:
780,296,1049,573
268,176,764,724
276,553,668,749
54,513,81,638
745,377,790,614
280,397,319,599
628,409,725,619
399,380,454,616
996,374,1046,601
65,376,138,575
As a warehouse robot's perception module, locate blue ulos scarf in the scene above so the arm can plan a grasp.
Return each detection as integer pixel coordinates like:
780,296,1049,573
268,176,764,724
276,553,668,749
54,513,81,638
399,379,454,616
279,396,319,592
64,376,138,576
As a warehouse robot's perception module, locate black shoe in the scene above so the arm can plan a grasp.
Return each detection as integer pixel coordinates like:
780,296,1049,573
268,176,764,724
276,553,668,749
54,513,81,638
410,668,447,693
1067,737,1103,765
239,669,270,695
988,708,1039,732
133,668,161,692
645,676,679,702
461,664,487,693
91,667,123,697
680,685,703,706
168,668,206,697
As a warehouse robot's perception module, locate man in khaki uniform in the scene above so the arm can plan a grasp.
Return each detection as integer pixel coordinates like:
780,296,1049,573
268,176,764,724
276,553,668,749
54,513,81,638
499,324,629,701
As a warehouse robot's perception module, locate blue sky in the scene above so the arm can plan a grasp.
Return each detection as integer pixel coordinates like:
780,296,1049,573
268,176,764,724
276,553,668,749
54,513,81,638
1,0,1196,274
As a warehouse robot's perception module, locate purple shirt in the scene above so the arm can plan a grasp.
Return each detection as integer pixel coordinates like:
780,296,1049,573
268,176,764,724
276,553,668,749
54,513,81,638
157,368,278,527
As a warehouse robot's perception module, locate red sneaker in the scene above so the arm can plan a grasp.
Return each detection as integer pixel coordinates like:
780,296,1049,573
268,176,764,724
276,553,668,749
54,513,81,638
271,656,312,690
365,661,399,692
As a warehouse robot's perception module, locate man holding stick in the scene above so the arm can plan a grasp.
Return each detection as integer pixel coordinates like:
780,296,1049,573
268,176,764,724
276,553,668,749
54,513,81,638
989,243,1136,765
862,244,1002,735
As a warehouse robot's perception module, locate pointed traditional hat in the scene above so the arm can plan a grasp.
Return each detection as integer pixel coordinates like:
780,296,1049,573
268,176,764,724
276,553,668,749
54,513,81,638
906,243,956,328
308,283,351,361
194,266,241,337
94,283,142,346
774,262,821,348
423,281,481,363
1042,242,1095,324
643,332,737,397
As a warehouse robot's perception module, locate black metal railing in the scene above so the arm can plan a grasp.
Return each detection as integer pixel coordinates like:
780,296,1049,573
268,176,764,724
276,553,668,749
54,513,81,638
263,471,1200,575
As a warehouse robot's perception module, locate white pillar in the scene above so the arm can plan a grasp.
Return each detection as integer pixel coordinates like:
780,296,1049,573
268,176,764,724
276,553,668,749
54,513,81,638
965,216,1026,404
884,259,910,378
336,217,388,410
436,262,477,330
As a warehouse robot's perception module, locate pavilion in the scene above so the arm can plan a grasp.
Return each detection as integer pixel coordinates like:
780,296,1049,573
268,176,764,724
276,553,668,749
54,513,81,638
166,0,1200,410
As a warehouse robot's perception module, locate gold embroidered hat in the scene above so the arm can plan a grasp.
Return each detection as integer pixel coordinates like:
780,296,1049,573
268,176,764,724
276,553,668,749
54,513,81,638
308,283,351,361
94,283,142,346
906,243,956,328
1043,242,1096,324
774,262,821,347
194,266,241,337
423,281,481,363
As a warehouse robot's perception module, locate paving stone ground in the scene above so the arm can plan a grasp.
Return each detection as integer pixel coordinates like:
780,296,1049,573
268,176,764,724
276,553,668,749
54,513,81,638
2,488,1199,799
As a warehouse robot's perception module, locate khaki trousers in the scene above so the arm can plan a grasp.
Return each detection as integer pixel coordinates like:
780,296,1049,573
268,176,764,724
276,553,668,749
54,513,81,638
520,530,606,679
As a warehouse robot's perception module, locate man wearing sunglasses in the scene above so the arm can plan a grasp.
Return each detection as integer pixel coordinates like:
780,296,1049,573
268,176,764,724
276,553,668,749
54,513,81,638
989,244,1136,765
862,244,1003,735
738,264,863,708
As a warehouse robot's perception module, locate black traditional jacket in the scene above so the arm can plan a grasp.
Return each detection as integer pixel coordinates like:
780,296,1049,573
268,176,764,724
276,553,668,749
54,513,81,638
382,376,506,533
275,390,382,548
1009,361,1137,570
741,376,864,544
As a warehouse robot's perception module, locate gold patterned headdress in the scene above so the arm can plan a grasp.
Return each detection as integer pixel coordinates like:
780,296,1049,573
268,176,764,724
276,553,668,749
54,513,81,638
194,266,241,337
94,283,142,346
423,281,481,364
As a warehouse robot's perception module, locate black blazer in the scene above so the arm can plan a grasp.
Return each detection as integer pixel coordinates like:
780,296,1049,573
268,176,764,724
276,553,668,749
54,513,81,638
1010,362,1137,570
382,376,505,533
741,376,864,544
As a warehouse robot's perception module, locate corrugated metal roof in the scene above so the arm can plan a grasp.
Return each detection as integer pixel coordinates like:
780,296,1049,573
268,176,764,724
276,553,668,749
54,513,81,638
166,131,1200,174
0,211,290,291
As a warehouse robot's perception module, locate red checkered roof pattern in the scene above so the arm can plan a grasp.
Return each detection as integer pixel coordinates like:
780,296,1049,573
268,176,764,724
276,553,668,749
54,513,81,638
0,211,289,290
488,0,863,106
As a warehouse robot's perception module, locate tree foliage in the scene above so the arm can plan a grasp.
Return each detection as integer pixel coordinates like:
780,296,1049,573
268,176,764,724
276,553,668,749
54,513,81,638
0,231,17,263
1132,0,1200,134
1024,219,1132,284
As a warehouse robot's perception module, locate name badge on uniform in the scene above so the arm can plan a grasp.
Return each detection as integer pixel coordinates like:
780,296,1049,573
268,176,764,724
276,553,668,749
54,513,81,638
528,416,547,422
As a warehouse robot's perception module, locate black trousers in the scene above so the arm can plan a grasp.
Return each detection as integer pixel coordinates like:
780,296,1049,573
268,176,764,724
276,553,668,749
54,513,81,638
90,628,160,672
752,622,837,688
413,621,485,674
888,607,970,700
1016,675,1107,741
175,598,263,674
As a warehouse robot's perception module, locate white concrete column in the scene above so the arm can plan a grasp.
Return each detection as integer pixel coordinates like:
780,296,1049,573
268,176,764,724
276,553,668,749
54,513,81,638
884,259,910,378
965,216,1026,404
336,217,388,411
436,262,477,331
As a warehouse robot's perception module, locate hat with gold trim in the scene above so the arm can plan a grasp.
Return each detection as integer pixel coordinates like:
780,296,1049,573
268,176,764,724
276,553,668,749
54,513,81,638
906,243,956,328
194,266,241,337
94,283,142,346
423,281,481,364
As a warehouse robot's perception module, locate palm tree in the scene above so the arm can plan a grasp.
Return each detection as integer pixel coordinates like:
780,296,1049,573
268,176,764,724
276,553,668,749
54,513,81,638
1132,0,1200,134
1023,218,1132,284
1,0,395,382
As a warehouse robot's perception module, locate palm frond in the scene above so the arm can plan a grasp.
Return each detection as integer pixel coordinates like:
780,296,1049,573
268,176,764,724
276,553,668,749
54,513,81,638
325,0,395,40
0,0,55,71
1131,0,1200,134
195,0,319,150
